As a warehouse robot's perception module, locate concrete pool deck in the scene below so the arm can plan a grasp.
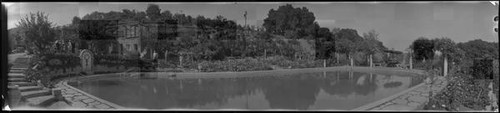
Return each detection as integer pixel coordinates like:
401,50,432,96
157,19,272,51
54,66,442,110
358,76,447,111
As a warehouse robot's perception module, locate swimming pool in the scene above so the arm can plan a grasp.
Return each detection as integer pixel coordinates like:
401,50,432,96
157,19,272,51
68,68,424,110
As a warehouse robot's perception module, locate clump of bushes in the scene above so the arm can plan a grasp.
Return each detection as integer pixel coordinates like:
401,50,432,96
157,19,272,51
293,59,323,68
39,53,81,71
423,59,498,111
424,72,492,111
258,56,297,68
199,57,273,72
197,56,328,72
94,54,146,68
413,58,444,70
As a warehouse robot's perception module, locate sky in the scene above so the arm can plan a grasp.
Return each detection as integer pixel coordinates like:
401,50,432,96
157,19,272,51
3,2,499,51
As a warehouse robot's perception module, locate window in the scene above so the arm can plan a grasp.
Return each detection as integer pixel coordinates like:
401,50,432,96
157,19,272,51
134,26,137,37
126,44,130,51
134,44,138,51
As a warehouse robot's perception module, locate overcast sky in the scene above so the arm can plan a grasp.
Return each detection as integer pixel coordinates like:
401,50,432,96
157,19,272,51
4,2,498,51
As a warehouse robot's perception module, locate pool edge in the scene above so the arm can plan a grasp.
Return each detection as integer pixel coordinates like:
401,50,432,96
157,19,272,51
62,80,127,109
60,66,426,110
352,80,426,110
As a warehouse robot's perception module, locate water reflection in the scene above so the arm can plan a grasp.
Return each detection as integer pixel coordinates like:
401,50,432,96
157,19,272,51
71,70,424,110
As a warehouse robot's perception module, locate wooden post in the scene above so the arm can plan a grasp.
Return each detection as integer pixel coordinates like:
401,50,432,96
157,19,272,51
350,56,354,67
324,59,327,68
165,50,168,62
336,53,340,64
443,55,448,76
264,49,267,58
179,54,183,68
410,52,413,69
369,54,373,68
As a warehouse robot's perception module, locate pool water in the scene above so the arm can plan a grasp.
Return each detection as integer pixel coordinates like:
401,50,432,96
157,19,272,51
69,70,424,110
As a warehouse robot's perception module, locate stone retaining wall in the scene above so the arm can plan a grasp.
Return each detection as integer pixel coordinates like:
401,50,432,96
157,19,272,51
45,65,131,80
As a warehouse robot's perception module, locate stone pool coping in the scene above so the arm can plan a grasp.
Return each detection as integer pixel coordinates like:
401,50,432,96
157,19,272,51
353,81,425,110
368,76,448,111
56,66,427,110
60,80,126,109
136,66,425,79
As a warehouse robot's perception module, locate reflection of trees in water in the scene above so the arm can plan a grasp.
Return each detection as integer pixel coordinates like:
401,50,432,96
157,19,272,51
91,71,395,109
260,74,320,110
353,73,378,95
319,71,378,97
409,74,425,87
383,81,403,88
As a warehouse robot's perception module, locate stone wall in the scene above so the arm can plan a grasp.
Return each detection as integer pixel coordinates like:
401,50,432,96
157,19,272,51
44,64,131,80
93,65,129,74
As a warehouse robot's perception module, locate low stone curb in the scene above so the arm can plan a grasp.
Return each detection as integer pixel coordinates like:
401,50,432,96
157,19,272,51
54,80,125,110
367,76,448,111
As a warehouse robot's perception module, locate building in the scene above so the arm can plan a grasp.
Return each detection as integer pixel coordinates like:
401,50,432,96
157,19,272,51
116,19,178,59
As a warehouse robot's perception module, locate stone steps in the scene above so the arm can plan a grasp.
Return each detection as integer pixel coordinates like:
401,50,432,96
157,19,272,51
26,95,58,107
11,68,28,70
8,78,27,82
8,73,26,78
21,89,52,99
9,59,69,109
9,82,37,87
10,69,26,73
19,86,44,92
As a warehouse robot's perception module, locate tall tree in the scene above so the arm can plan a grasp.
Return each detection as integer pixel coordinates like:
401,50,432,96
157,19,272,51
411,37,435,62
361,30,383,67
457,39,499,60
263,4,317,39
17,12,57,54
78,20,119,54
146,4,161,21
333,28,364,64
432,37,459,76
315,27,334,59
160,10,173,21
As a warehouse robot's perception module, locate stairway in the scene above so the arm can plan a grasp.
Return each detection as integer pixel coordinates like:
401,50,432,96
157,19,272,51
7,57,71,109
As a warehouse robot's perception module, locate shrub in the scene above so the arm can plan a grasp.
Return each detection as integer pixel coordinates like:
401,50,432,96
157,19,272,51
259,56,297,68
94,54,145,68
34,53,81,71
199,57,272,72
159,60,177,68
424,67,494,111
123,51,140,59
414,58,445,70
23,53,80,88
292,59,323,68
470,58,494,79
